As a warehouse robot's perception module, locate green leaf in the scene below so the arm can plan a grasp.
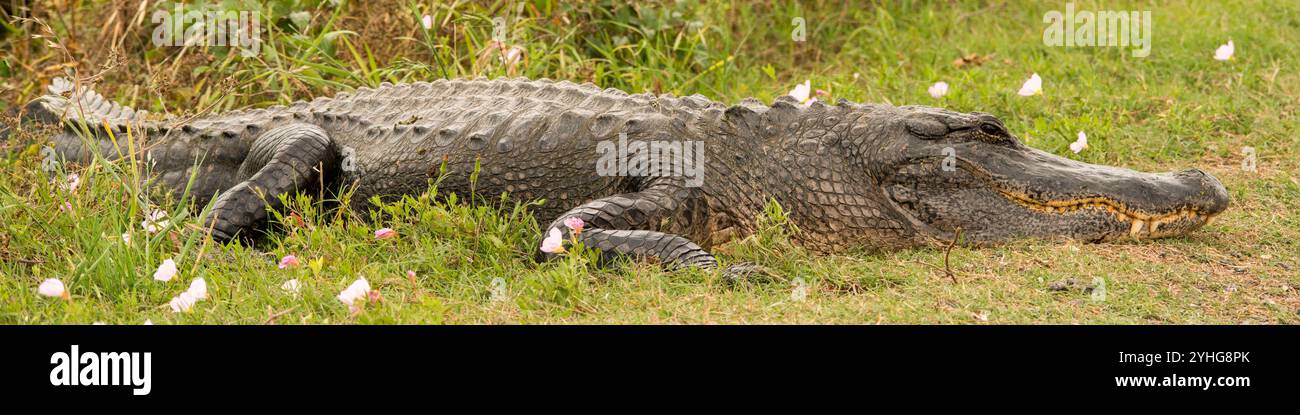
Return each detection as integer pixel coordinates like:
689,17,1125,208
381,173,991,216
289,11,312,31
308,257,324,277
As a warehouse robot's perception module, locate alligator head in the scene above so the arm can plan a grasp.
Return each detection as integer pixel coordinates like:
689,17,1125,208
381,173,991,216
860,105,1229,245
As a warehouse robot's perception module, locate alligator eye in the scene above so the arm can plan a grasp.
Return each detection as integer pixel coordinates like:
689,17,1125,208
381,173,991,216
979,122,1004,136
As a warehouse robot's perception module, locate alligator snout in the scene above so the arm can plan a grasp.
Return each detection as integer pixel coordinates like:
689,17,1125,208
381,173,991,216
1116,167,1230,222
1108,167,1229,239
899,141,1232,244
995,156,1231,241
1175,168,1230,217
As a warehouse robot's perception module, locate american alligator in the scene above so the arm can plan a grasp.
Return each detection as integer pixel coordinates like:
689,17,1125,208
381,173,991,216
7,77,1229,277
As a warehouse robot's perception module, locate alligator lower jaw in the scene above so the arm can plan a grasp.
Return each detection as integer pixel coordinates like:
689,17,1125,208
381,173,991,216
995,188,1217,238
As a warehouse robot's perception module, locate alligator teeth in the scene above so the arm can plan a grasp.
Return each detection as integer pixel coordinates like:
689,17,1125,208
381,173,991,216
997,189,1211,231
1129,220,1146,238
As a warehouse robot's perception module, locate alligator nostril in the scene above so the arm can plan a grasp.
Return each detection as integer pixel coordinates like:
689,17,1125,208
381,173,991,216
1189,169,1230,215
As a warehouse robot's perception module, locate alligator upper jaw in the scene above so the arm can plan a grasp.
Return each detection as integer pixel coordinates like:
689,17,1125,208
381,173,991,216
886,146,1230,244
975,147,1230,240
994,187,1222,240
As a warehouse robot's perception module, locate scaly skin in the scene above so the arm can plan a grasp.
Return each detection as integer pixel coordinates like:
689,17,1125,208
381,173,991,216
10,77,1230,279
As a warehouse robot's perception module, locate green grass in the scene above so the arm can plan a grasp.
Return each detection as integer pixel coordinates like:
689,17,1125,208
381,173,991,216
0,0,1296,324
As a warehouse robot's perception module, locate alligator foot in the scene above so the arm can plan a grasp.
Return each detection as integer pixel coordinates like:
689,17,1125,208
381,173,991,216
543,180,722,272
719,262,776,285
574,228,718,268
205,123,333,241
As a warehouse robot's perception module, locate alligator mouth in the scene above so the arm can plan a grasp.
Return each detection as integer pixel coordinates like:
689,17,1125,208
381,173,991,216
994,188,1218,238
884,149,1229,244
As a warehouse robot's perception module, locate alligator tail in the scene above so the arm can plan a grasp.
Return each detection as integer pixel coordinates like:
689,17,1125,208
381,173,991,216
2,95,55,142
24,78,152,162
39,77,150,127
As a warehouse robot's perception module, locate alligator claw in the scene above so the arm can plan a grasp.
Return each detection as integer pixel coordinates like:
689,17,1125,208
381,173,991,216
204,214,236,242
720,262,776,285
208,226,234,243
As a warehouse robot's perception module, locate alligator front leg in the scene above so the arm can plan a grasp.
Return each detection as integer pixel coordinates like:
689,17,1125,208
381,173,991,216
205,123,333,241
543,181,769,282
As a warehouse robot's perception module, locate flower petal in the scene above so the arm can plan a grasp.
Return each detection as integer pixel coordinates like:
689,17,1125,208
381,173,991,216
337,277,370,305
1017,73,1043,96
153,258,178,282
563,216,585,231
1214,40,1234,61
928,81,949,98
279,254,300,269
142,210,170,234
62,173,80,192
169,291,197,313
788,80,812,102
540,228,566,253
38,279,67,299
1070,131,1089,154
502,46,525,66
188,278,208,300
